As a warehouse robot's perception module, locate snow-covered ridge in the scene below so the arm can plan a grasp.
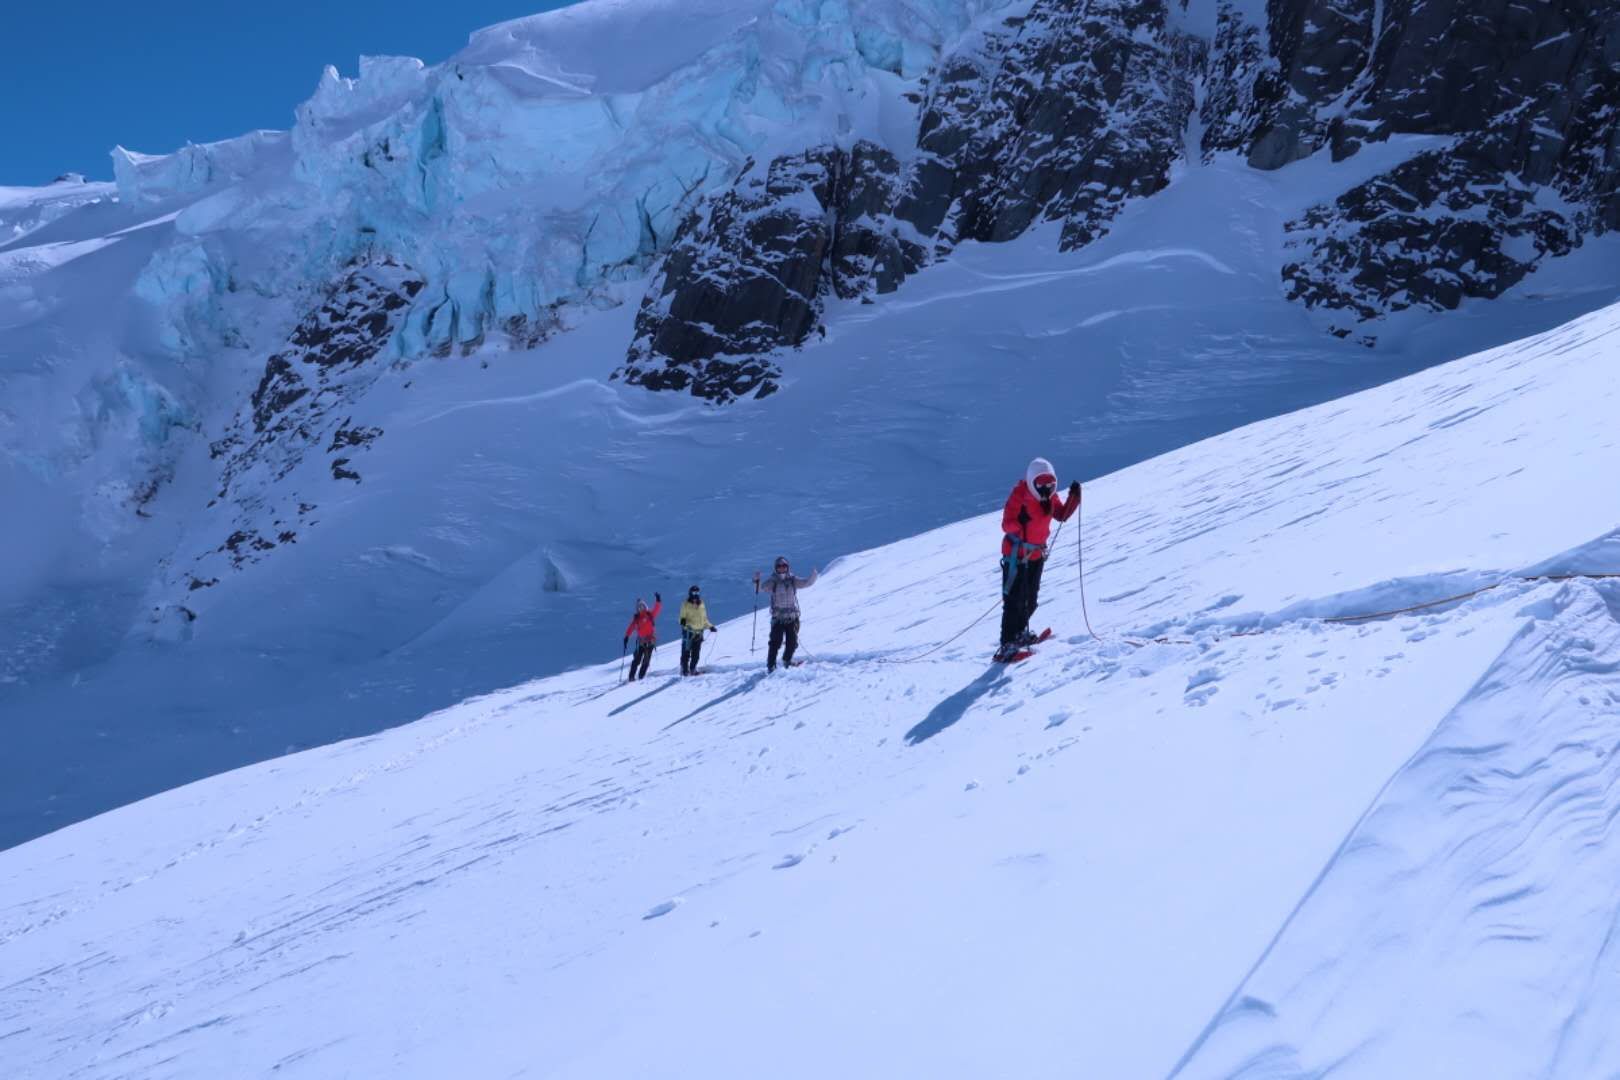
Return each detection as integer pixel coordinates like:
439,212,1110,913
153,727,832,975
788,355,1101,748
4,289,1618,1077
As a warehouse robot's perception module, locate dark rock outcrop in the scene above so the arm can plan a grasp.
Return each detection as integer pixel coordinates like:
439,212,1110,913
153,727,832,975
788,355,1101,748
905,0,1204,252
1208,0,1620,328
203,259,422,567
620,0,1203,402
618,143,920,402
210,261,422,498
622,0,1620,399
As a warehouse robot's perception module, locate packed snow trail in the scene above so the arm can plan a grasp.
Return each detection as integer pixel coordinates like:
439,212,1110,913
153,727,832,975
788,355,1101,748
2,298,1620,1077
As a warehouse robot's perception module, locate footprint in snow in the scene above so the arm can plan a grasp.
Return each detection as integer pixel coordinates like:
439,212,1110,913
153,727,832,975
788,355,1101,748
773,853,805,869
1185,666,1223,705
1046,708,1071,729
643,899,681,920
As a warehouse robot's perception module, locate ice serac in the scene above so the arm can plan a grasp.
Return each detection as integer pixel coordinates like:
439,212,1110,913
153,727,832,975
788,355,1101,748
1203,0,1620,332
621,0,1206,400
113,131,291,205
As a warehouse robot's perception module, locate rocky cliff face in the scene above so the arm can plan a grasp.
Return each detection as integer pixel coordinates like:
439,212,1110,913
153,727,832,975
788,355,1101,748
621,0,1620,398
620,0,1207,401
619,143,920,402
1208,0,1620,334
200,259,423,570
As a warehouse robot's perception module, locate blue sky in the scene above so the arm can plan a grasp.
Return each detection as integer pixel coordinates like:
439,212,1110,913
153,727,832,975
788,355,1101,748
1,1,578,186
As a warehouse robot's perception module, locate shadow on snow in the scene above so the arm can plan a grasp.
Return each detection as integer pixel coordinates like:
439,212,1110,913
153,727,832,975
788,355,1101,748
905,665,1010,746
662,671,770,731
607,677,681,717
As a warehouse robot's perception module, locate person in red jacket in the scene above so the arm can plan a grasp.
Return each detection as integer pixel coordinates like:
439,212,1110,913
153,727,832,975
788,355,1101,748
623,592,662,681
998,457,1081,659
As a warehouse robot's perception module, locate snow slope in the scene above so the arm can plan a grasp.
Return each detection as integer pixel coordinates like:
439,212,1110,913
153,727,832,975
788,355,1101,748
3,294,1617,1077
7,0,1620,854
7,131,1618,849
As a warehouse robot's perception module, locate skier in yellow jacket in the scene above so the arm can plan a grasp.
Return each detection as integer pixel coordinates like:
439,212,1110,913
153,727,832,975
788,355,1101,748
678,584,718,676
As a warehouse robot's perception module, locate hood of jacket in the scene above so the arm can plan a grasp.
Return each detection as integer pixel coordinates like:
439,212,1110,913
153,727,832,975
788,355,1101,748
1025,456,1057,494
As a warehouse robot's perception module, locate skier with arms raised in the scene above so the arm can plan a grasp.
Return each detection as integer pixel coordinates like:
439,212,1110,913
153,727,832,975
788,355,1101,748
754,557,817,672
622,593,662,681
997,457,1081,661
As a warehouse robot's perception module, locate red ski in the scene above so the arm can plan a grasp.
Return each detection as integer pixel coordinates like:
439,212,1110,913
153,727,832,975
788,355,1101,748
993,627,1052,663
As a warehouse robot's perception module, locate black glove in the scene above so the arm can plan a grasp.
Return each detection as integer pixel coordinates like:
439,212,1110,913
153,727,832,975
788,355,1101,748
1069,480,1082,500
655,591,661,603
710,626,718,634
622,636,629,650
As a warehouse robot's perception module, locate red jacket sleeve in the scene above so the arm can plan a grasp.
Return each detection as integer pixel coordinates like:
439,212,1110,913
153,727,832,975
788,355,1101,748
624,615,637,638
1000,486,1025,539
1052,488,1080,523
650,600,662,620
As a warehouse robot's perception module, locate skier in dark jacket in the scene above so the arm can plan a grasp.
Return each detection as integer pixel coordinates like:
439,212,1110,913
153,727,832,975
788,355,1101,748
998,457,1080,660
623,593,662,680
754,557,817,672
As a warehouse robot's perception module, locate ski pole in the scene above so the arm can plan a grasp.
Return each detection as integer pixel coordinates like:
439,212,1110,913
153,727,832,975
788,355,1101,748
619,640,628,682
751,577,759,654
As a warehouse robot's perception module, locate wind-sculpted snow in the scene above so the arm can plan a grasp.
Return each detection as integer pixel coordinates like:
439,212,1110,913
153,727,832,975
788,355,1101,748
4,290,1620,1077
1172,578,1620,1079
0,178,115,248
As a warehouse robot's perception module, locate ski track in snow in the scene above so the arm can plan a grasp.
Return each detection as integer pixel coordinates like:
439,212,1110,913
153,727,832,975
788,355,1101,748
3,298,1620,1077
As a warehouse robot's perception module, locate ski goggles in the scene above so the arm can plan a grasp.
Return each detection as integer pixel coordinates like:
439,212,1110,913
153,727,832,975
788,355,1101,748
1034,478,1056,497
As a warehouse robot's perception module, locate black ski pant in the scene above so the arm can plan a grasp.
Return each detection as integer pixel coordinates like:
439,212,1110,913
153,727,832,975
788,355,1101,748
767,617,799,670
1000,556,1045,645
629,640,655,680
680,630,705,674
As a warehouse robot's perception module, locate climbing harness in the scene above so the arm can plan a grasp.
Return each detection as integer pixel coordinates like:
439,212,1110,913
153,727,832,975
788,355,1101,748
1001,534,1048,595
880,518,1074,665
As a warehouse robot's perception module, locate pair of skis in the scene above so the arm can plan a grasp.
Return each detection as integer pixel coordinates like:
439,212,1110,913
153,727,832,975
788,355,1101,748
994,627,1053,664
